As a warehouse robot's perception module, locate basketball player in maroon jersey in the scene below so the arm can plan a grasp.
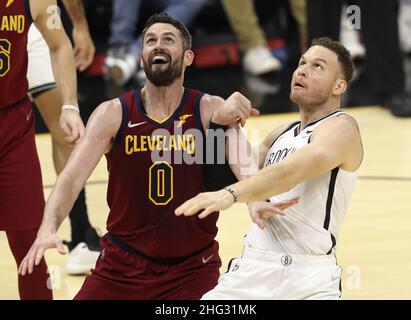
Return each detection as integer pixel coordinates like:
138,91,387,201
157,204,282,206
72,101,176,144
0,0,83,299
19,13,292,299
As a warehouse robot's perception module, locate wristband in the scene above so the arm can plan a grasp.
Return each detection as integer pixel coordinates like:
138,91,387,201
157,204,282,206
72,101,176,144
209,121,228,131
62,104,80,112
224,187,238,203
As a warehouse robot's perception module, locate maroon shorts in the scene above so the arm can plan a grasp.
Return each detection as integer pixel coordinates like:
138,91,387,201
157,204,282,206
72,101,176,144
0,97,45,231
74,234,221,300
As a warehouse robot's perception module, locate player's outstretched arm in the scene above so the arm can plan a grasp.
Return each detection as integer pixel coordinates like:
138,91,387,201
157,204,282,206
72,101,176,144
176,115,362,218
19,100,122,276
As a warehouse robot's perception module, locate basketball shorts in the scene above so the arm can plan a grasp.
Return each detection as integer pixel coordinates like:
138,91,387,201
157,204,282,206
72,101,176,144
202,245,342,300
74,234,221,300
27,25,56,98
0,97,45,231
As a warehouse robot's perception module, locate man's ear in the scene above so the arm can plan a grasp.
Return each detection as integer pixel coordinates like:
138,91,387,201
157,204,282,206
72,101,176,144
333,79,348,96
184,50,194,67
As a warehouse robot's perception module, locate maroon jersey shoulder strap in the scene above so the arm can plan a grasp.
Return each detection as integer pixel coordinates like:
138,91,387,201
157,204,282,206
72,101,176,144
112,90,135,147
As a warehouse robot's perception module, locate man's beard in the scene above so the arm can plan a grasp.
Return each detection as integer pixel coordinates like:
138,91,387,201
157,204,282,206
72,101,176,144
143,54,183,87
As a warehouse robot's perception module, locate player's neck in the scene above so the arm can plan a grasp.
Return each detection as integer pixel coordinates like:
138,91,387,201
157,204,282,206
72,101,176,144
142,80,185,116
299,101,341,130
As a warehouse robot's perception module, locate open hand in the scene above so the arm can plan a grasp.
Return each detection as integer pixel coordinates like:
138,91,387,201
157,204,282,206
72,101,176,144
248,197,300,229
19,232,66,276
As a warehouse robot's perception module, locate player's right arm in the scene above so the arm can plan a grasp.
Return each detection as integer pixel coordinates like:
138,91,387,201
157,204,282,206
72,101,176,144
18,99,122,276
175,115,362,218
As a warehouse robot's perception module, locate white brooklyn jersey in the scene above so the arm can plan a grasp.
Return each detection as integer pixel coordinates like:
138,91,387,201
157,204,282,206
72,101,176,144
245,110,359,255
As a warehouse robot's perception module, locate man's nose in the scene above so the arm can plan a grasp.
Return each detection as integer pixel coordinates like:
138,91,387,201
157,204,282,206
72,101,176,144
297,65,307,77
154,40,164,50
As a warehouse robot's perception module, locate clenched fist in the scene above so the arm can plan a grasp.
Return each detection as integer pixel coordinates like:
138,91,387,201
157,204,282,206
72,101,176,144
211,92,259,127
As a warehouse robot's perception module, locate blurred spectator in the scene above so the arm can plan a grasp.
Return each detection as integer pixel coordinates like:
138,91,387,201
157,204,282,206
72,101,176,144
288,0,307,48
221,0,281,76
307,0,411,117
105,0,205,86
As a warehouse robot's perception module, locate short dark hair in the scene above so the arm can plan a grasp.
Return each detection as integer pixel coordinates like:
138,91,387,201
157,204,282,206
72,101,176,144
311,37,355,83
142,13,192,51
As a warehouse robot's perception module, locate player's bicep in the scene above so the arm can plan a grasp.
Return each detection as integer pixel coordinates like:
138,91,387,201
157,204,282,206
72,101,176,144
282,119,358,185
32,0,71,52
284,143,342,186
62,101,121,188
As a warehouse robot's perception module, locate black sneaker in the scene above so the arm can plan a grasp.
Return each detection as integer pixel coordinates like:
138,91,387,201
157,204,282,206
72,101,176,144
84,227,102,252
63,227,101,252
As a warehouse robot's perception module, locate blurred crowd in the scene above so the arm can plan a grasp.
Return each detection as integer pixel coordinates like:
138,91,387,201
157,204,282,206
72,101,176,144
76,0,411,117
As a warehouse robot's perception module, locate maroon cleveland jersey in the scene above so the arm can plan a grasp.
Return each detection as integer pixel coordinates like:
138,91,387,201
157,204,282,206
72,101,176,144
105,88,218,258
0,0,32,109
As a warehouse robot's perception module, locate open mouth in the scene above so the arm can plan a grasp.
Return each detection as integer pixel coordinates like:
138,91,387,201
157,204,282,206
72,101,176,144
151,55,170,65
293,81,305,88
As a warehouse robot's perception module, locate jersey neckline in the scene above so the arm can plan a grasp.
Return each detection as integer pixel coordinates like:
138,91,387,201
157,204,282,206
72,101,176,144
135,87,189,126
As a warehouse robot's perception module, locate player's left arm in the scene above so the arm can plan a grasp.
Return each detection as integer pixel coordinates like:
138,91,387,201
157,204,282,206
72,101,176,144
31,0,84,143
176,114,363,218
200,92,259,181
62,0,95,71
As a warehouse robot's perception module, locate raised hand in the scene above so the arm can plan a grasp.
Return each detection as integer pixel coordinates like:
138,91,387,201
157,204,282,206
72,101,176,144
211,92,260,127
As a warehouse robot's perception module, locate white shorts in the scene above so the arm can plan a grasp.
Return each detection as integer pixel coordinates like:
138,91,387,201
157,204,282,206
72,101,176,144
202,245,342,300
27,25,56,97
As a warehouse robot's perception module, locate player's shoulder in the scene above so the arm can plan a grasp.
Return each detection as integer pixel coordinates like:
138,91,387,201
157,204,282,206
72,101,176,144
86,98,123,138
92,98,122,118
200,93,225,109
317,111,360,134
311,112,361,147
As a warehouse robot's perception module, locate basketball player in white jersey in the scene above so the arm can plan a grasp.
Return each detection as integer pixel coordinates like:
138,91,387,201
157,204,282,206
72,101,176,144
176,37,364,299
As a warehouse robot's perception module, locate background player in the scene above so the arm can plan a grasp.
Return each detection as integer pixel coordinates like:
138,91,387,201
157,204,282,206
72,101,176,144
176,37,364,300
27,0,100,275
0,0,80,299
18,13,294,299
